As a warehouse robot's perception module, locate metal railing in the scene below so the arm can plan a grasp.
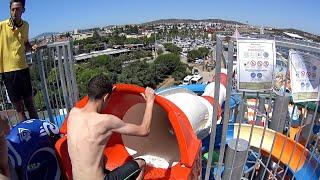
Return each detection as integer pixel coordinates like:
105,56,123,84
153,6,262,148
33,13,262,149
0,40,78,127
203,35,320,180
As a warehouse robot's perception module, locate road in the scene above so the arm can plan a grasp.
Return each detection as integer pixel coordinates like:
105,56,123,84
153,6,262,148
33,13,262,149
180,56,214,83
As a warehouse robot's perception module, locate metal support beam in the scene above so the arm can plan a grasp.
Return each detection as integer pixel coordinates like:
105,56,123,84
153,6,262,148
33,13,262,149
222,138,249,180
270,94,290,133
256,97,266,125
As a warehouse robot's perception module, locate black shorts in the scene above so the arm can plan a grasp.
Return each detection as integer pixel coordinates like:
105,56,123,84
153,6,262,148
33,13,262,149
2,68,33,103
104,160,141,180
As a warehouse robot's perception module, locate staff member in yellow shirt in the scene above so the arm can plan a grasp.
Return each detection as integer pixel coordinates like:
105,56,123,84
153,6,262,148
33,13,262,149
0,0,38,121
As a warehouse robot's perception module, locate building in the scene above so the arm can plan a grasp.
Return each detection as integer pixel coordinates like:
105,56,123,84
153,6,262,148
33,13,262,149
283,32,304,40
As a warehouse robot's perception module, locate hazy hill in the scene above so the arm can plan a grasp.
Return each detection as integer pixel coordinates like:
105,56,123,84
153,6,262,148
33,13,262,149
143,18,245,25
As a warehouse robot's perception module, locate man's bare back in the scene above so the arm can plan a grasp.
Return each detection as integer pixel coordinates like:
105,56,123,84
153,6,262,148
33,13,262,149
67,75,155,180
68,109,113,180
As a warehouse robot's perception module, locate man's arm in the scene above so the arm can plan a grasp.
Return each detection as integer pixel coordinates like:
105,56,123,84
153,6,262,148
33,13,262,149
110,87,155,136
25,41,37,52
25,41,32,52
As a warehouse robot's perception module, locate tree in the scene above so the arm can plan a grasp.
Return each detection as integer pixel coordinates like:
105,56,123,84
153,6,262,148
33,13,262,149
154,53,187,81
93,30,101,40
172,63,188,80
157,48,164,55
118,61,155,87
75,64,105,97
125,25,139,34
187,49,201,62
163,43,182,55
84,44,95,52
90,55,110,68
34,91,45,110
187,47,210,62
154,53,180,75
198,47,210,57
125,37,141,44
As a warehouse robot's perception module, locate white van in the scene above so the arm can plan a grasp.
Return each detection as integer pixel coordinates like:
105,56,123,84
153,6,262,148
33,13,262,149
182,75,194,85
190,74,203,84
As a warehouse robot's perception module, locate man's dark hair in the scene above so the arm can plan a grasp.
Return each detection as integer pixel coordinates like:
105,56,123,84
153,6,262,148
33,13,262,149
10,0,25,8
88,74,113,100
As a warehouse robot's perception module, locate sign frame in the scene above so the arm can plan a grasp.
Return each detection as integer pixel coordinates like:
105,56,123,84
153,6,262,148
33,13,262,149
289,50,320,103
237,39,276,92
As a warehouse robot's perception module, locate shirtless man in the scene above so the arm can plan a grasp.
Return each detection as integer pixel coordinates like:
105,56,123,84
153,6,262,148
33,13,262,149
0,116,10,179
67,74,155,180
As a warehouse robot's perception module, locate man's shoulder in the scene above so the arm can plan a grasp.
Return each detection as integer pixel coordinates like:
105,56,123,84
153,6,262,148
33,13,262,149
0,19,9,27
0,19,9,23
69,108,110,122
22,20,29,27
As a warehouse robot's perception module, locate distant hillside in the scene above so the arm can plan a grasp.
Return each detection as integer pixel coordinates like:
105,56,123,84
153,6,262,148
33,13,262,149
274,28,320,42
32,32,59,40
143,18,245,26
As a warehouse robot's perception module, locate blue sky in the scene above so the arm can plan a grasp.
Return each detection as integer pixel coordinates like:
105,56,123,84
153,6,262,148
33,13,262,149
1,0,319,38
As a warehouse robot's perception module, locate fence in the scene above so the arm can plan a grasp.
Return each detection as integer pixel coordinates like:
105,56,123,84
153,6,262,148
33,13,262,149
203,35,320,180
0,40,78,127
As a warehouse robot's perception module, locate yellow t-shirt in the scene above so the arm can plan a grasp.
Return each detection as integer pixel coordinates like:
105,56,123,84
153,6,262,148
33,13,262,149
0,19,29,73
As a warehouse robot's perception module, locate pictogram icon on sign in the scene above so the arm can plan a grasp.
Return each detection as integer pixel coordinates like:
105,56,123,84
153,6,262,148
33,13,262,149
250,60,256,66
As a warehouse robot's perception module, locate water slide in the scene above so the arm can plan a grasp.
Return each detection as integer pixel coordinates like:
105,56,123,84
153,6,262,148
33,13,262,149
57,70,229,179
54,69,319,179
58,84,202,179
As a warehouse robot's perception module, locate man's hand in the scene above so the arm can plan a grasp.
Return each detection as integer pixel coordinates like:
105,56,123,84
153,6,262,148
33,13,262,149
25,41,37,52
140,87,155,104
32,44,38,52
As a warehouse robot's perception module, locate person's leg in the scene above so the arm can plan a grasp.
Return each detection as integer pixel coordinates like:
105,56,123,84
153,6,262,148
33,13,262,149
2,70,27,121
104,159,145,180
12,100,27,121
134,159,146,180
24,96,38,119
22,68,38,119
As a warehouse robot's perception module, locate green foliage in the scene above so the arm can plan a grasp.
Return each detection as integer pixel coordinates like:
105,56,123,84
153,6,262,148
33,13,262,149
75,65,105,98
108,35,126,45
157,48,164,55
90,55,111,67
172,63,188,80
154,53,187,81
84,44,95,52
132,50,152,60
187,49,201,62
74,52,186,96
93,30,101,40
125,37,141,44
169,25,179,35
187,47,210,62
124,25,139,34
163,43,182,54
47,68,57,84
198,47,210,57
34,92,45,110
118,61,156,88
